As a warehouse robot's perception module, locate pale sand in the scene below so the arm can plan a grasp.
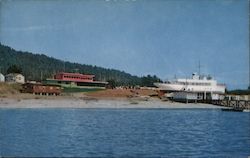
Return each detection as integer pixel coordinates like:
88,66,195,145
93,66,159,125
0,97,224,109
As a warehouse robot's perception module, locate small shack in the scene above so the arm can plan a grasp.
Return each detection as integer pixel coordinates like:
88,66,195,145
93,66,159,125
0,73,5,82
5,73,25,84
22,83,61,95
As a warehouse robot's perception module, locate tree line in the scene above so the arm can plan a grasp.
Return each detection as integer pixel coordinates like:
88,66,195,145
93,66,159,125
0,43,162,87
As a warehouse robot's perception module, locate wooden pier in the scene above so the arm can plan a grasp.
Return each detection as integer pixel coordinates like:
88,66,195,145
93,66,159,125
204,100,250,110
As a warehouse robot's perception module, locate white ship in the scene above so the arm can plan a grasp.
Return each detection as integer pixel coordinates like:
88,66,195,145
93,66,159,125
154,73,226,101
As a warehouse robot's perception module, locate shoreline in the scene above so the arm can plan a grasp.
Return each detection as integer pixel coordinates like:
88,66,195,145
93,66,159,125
0,96,225,109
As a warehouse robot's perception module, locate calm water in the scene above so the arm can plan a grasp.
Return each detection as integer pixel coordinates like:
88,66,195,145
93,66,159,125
0,108,250,157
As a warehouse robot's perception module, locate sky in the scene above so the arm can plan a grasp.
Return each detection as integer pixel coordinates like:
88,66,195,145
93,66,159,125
0,0,249,89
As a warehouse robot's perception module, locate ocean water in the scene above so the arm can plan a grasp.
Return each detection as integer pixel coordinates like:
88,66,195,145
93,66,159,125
0,108,250,157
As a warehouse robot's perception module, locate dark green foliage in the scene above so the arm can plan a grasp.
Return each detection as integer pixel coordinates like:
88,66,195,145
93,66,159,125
107,79,116,89
227,89,250,95
0,43,162,86
141,75,162,87
7,64,22,74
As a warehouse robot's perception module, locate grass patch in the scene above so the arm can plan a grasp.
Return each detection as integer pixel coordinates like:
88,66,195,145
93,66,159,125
0,82,22,95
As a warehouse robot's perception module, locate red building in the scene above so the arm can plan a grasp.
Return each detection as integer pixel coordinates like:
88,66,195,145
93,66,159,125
54,72,95,82
44,72,108,92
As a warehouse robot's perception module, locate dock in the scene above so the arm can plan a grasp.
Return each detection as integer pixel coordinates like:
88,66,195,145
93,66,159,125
204,100,250,111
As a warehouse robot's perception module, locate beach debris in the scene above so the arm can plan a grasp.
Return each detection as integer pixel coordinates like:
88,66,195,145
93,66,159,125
130,100,139,104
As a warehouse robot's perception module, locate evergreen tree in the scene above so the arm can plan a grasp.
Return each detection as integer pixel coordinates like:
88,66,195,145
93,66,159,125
7,65,22,74
107,79,116,89
0,43,162,86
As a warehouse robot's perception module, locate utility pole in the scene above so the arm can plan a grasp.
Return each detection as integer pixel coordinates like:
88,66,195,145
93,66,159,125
63,60,65,72
74,68,79,73
63,57,67,72
40,71,43,81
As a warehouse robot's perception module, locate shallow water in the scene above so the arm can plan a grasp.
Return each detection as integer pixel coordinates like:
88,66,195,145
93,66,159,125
0,108,250,157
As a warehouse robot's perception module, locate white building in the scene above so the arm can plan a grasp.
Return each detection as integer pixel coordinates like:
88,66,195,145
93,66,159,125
0,73,5,82
5,73,25,84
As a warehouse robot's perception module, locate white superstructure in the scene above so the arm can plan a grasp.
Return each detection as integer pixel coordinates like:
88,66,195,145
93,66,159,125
154,73,226,94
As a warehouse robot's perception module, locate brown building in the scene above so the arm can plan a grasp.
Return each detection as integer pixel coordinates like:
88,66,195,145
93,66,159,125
22,83,61,95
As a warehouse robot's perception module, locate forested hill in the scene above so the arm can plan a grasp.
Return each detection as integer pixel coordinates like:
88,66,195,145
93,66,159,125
0,43,162,86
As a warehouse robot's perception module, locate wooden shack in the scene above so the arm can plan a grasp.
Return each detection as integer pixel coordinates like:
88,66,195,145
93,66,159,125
22,83,61,95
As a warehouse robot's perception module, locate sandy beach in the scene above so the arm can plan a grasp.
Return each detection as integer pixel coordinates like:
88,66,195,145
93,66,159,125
0,96,224,109
0,86,225,109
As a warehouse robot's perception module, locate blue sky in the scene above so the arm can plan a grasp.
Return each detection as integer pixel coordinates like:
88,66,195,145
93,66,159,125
0,0,249,89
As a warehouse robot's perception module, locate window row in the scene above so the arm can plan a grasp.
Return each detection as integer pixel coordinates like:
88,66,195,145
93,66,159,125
63,75,92,80
177,82,211,86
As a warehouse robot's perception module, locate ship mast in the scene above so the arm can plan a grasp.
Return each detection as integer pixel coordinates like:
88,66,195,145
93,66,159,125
198,60,203,80
198,60,201,76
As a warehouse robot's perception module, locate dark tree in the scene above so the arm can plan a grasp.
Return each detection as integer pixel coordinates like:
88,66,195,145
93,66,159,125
141,75,162,87
7,65,22,74
107,79,116,89
0,43,161,86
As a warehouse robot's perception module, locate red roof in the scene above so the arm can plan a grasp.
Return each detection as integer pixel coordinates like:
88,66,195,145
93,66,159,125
54,72,95,82
56,72,94,78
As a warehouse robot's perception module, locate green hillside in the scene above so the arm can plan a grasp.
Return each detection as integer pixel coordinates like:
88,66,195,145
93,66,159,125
0,43,162,86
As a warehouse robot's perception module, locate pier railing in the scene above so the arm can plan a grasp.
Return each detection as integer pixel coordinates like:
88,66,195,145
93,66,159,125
205,100,250,110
